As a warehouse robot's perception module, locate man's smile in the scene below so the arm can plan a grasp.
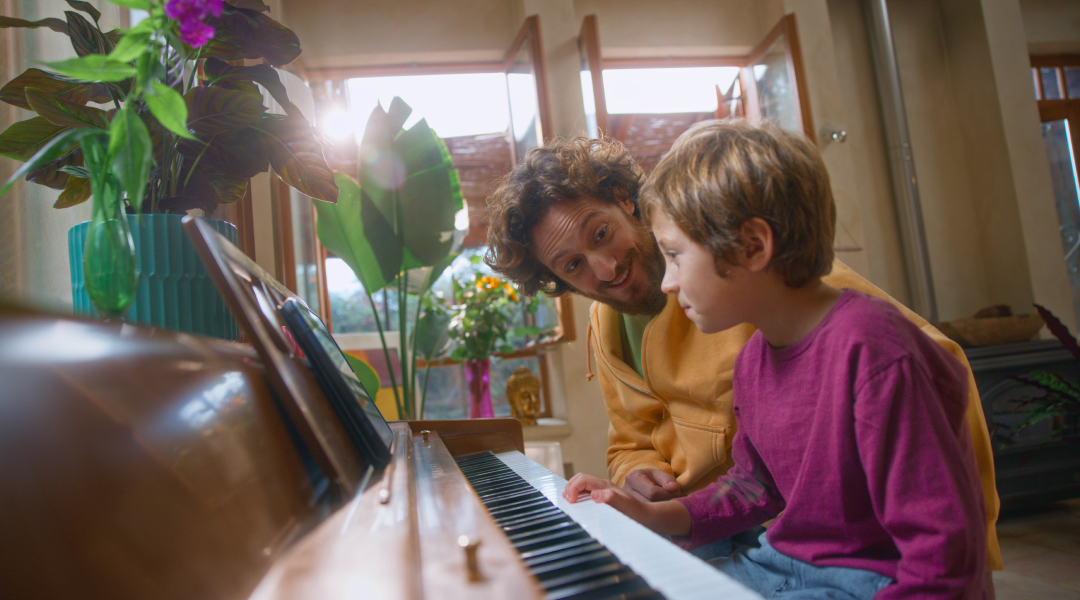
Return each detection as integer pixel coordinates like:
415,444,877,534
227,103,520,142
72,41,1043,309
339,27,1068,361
605,260,632,289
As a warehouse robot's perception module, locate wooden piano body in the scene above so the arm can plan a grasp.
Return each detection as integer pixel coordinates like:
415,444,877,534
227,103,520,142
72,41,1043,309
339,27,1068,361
0,306,544,600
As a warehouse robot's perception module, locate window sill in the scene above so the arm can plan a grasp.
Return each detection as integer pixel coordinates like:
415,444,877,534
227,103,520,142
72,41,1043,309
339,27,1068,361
522,418,572,442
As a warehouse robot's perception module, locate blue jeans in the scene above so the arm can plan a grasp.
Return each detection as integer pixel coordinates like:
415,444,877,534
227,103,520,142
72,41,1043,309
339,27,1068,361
688,525,767,560
709,532,894,599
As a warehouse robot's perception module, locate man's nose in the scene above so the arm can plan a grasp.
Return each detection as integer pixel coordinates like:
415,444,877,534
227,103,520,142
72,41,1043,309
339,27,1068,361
589,253,618,282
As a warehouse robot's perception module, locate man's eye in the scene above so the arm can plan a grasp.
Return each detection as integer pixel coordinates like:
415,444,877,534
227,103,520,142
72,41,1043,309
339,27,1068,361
596,226,607,242
566,259,580,274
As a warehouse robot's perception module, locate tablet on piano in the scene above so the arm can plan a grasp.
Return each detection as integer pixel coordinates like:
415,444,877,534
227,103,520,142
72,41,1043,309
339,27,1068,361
279,297,392,470
182,215,378,496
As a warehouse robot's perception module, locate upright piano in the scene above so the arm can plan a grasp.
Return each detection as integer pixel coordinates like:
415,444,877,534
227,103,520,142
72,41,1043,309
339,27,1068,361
0,217,760,600
0,306,762,600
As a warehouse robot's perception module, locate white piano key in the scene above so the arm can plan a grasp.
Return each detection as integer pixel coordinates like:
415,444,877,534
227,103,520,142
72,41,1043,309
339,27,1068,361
494,450,763,600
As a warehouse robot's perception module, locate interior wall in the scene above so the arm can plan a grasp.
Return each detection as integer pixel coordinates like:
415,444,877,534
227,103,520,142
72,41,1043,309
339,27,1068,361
827,0,910,306
1020,0,1080,54
0,0,126,312
285,0,517,70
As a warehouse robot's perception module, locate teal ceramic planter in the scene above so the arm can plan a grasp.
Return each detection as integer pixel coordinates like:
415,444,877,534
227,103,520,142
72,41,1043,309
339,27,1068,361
69,214,240,341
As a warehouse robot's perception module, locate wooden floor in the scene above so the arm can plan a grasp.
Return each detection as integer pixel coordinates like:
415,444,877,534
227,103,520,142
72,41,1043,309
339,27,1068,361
993,498,1080,599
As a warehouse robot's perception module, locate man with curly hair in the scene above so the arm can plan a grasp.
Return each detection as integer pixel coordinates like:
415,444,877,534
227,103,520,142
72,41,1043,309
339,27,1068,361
483,132,1002,569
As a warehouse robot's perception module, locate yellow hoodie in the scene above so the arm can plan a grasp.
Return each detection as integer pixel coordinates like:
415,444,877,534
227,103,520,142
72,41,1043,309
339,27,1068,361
588,259,1003,570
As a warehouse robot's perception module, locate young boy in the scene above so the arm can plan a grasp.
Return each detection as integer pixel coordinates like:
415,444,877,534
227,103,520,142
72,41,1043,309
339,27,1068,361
562,120,988,599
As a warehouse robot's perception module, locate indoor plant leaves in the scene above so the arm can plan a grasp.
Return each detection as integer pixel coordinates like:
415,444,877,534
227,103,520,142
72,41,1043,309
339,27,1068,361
200,7,301,67
25,87,110,130
257,113,338,202
184,85,267,137
0,117,68,161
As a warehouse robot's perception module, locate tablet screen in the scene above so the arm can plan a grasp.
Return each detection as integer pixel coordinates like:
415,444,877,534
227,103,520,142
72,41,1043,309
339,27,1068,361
281,299,394,457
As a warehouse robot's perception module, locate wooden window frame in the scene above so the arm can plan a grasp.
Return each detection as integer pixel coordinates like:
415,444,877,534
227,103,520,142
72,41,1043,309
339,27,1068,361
293,17,577,418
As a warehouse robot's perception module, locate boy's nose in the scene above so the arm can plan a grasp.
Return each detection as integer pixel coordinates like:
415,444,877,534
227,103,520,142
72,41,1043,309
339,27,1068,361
661,270,678,294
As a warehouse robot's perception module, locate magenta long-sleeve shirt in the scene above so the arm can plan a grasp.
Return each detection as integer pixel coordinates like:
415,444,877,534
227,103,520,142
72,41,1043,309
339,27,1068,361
675,290,987,599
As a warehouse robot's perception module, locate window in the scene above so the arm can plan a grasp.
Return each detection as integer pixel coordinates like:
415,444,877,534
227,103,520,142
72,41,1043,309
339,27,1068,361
303,18,573,420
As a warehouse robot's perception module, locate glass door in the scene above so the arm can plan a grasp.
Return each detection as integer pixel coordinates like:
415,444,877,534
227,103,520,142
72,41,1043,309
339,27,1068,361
578,14,609,139
504,15,553,165
739,14,815,141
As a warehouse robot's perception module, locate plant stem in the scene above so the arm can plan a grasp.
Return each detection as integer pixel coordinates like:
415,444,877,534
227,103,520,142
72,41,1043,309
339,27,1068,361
365,286,405,420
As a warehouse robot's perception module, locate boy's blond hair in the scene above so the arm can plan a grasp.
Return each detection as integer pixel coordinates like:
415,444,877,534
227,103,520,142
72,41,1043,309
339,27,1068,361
642,119,836,288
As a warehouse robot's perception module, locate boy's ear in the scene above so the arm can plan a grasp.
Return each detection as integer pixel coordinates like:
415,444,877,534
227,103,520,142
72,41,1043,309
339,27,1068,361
739,218,774,273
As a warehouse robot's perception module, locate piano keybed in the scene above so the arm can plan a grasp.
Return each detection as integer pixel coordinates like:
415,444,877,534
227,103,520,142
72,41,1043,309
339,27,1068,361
457,450,763,600
457,452,666,600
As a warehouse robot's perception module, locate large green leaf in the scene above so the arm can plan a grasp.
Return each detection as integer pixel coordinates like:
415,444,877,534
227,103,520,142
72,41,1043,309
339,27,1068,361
357,97,412,220
0,127,106,196
0,16,68,34
317,98,465,297
25,88,109,130
202,58,301,117
145,80,195,139
106,25,152,63
26,147,81,190
200,8,301,66
0,68,94,110
184,86,266,137
313,172,398,292
53,171,91,208
102,0,152,9
65,11,112,57
0,117,67,161
43,55,137,82
109,105,152,213
257,114,338,202
342,353,381,401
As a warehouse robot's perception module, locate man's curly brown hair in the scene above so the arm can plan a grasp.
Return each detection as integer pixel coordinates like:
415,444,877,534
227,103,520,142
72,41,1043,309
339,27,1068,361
483,136,643,296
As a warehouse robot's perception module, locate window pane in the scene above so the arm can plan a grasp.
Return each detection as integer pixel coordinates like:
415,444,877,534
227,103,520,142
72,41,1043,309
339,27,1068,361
1066,67,1080,100
327,257,407,333
419,364,467,419
1041,119,1080,325
602,67,740,114
1033,68,1041,100
1041,67,1062,100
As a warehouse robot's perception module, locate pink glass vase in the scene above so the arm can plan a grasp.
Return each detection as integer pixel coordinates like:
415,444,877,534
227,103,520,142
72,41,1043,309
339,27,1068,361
464,358,494,418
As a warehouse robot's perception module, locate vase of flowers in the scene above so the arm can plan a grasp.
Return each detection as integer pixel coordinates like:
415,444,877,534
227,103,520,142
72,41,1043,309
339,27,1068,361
0,0,337,334
435,273,538,418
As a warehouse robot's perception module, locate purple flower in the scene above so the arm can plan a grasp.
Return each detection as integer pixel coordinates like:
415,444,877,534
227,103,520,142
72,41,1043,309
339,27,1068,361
179,19,215,47
165,0,223,47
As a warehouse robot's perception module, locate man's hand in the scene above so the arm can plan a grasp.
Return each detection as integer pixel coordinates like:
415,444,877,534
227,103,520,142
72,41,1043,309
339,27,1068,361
622,468,680,501
562,473,691,536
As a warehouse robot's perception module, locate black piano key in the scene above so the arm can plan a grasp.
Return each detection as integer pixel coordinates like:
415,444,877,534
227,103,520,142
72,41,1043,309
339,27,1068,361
496,506,565,528
545,571,652,600
522,541,608,569
456,452,667,600
500,512,571,534
541,563,637,591
531,551,621,579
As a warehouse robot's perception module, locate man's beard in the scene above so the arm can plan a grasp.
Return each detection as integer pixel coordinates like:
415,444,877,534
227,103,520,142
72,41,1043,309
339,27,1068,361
572,221,668,316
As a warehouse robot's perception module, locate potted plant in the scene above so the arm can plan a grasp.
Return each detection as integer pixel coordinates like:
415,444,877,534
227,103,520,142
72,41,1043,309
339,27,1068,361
314,96,467,420
432,271,538,418
1007,304,1080,445
0,0,337,338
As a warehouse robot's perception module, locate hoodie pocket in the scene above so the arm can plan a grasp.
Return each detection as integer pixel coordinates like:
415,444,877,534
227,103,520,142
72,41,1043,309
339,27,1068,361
669,416,728,474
